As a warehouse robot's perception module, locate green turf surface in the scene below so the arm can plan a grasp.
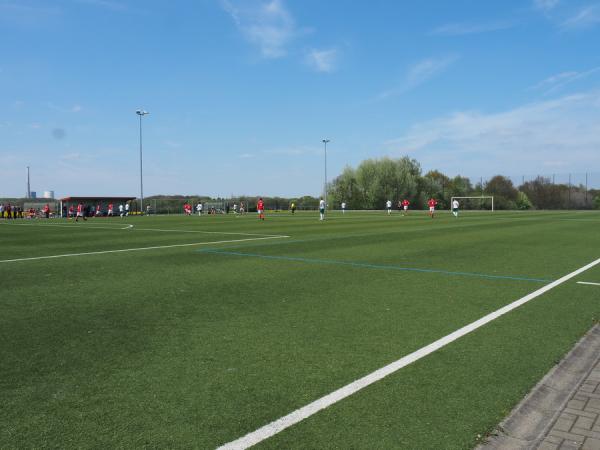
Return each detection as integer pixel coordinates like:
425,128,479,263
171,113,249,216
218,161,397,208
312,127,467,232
1,211,599,449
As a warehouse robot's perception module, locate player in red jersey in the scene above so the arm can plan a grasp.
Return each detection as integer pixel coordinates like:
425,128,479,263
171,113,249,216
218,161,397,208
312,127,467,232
427,198,437,218
107,203,114,217
257,198,265,221
75,203,87,222
95,204,101,217
401,199,410,216
68,205,75,219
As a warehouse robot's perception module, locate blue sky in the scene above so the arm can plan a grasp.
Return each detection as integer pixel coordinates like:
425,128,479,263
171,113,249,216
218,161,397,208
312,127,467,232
1,0,600,198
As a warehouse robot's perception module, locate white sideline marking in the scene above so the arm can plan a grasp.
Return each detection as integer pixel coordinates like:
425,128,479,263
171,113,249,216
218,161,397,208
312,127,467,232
0,222,286,237
0,222,134,230
217,256,600,450
0,236,289,264
127,227,286,237
577,281,600,286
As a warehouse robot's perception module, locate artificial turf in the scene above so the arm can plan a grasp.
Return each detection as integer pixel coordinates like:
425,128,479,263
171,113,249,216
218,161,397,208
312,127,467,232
1,210,599,449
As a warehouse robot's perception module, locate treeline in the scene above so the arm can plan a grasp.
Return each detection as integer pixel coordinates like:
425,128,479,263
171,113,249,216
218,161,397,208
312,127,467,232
328,156,600,210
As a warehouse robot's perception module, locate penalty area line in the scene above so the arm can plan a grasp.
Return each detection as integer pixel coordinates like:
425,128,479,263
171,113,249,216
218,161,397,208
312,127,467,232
217,256,600,450
0,235,289,264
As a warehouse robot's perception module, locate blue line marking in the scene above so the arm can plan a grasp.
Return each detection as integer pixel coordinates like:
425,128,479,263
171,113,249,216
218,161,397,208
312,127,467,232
199,249,552,283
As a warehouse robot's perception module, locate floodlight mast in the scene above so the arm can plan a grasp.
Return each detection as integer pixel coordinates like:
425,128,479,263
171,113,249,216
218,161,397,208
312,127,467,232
322,139,330,210
136,110,149,213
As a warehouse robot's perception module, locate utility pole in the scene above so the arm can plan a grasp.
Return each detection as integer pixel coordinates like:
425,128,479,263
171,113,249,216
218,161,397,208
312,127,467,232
322,139,330,209
26,166,31,198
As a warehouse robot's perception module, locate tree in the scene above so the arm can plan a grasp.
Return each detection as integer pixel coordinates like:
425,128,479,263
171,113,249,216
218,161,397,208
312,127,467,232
516,191,533,210
485,175,518,209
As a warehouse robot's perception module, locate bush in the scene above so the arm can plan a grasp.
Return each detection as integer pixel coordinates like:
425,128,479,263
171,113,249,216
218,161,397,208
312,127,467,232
516,191,533,210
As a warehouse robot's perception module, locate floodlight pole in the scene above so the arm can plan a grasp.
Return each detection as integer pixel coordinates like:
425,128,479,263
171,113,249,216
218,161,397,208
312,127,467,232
136,110,149,213
322,139,330,209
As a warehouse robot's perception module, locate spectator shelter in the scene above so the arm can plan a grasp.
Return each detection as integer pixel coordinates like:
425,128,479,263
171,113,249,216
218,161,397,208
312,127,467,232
59,196,136,217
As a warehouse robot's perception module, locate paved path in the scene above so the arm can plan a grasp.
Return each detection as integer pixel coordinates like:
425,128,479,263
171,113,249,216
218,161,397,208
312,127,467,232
538,358,600,450
481,325,600,450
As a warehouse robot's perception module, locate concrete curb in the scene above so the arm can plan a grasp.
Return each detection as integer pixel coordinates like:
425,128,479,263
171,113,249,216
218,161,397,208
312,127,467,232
478,324,600,450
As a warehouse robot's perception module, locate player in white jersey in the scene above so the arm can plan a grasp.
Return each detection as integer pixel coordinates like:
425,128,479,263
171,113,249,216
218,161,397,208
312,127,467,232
196,202,203,216
319,198,326,221
341,202,346,214
233,203,238,215
452,199,460,217
119,204,124,218
386,200,392,215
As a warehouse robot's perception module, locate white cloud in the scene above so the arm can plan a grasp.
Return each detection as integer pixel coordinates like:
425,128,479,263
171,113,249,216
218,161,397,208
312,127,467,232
377,54,459,100
221,0,301,58
561,5,600,29
305,48,338,73
71,104,82,112
384,90,600,175
534,0,560,12
239,153,255,158
532,67,600,94
430,21,515,36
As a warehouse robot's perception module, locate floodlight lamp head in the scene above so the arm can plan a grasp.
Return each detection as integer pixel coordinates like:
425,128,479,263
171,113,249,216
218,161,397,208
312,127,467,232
136,110,149,116
322,139,330,144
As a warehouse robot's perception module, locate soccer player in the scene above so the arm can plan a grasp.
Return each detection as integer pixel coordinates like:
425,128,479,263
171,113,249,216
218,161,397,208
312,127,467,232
125,202,130,216
107,203,114,217
428,198,437,218
452,198,460,217
386,199,392,215
402,199,410,216
341,201,346,214
290,202,296,214
95,204,101,217
75,203,87,222
239,201,245,215
233,203,238,215
257,198,265,221
319,198,326,221
68,205,75,219
43,203,50,219
196,202,203,215
119,204,124,218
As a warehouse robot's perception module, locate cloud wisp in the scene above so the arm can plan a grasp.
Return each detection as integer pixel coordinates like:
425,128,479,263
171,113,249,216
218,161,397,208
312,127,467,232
534,0,560,13
430,21,515,36
221,0,302,59
384,90,600,173
377,54,459,100
532,67,600,94
561,5,600,29
305,48,338,73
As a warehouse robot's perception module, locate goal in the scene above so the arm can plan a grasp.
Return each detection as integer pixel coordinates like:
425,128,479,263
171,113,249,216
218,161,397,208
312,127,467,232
450,196,494,211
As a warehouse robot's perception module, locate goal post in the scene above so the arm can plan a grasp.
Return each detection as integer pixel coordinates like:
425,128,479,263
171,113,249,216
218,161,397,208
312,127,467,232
450,196,494,211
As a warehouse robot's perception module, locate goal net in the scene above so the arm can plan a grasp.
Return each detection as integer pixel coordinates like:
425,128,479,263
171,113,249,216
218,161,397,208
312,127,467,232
450,196,494,211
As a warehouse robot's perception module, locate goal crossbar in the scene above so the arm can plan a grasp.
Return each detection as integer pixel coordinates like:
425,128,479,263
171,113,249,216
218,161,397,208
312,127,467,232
450,196,494,211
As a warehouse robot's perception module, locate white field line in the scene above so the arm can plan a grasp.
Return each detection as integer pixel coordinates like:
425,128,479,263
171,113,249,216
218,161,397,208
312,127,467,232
0,222,134,230
0,235,289,264
217,256,600,450
128,227,287,237
0,222,286,237
577,281,600,286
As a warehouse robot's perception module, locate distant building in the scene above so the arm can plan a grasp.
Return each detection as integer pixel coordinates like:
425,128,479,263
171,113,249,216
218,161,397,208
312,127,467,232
43,191,55,199
30,191,37,199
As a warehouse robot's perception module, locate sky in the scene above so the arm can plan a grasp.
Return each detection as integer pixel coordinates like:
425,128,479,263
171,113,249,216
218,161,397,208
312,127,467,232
1,0,600,198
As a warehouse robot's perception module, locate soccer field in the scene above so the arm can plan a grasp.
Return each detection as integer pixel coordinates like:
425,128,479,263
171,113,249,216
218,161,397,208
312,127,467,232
2,210,599,449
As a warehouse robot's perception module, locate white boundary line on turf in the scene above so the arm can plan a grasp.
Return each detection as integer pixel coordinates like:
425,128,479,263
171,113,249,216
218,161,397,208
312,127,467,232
127,227,286,237
0,222,286,237
0,235,289,264
217,256,600,450
0,222,134,230
577,281,600,286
